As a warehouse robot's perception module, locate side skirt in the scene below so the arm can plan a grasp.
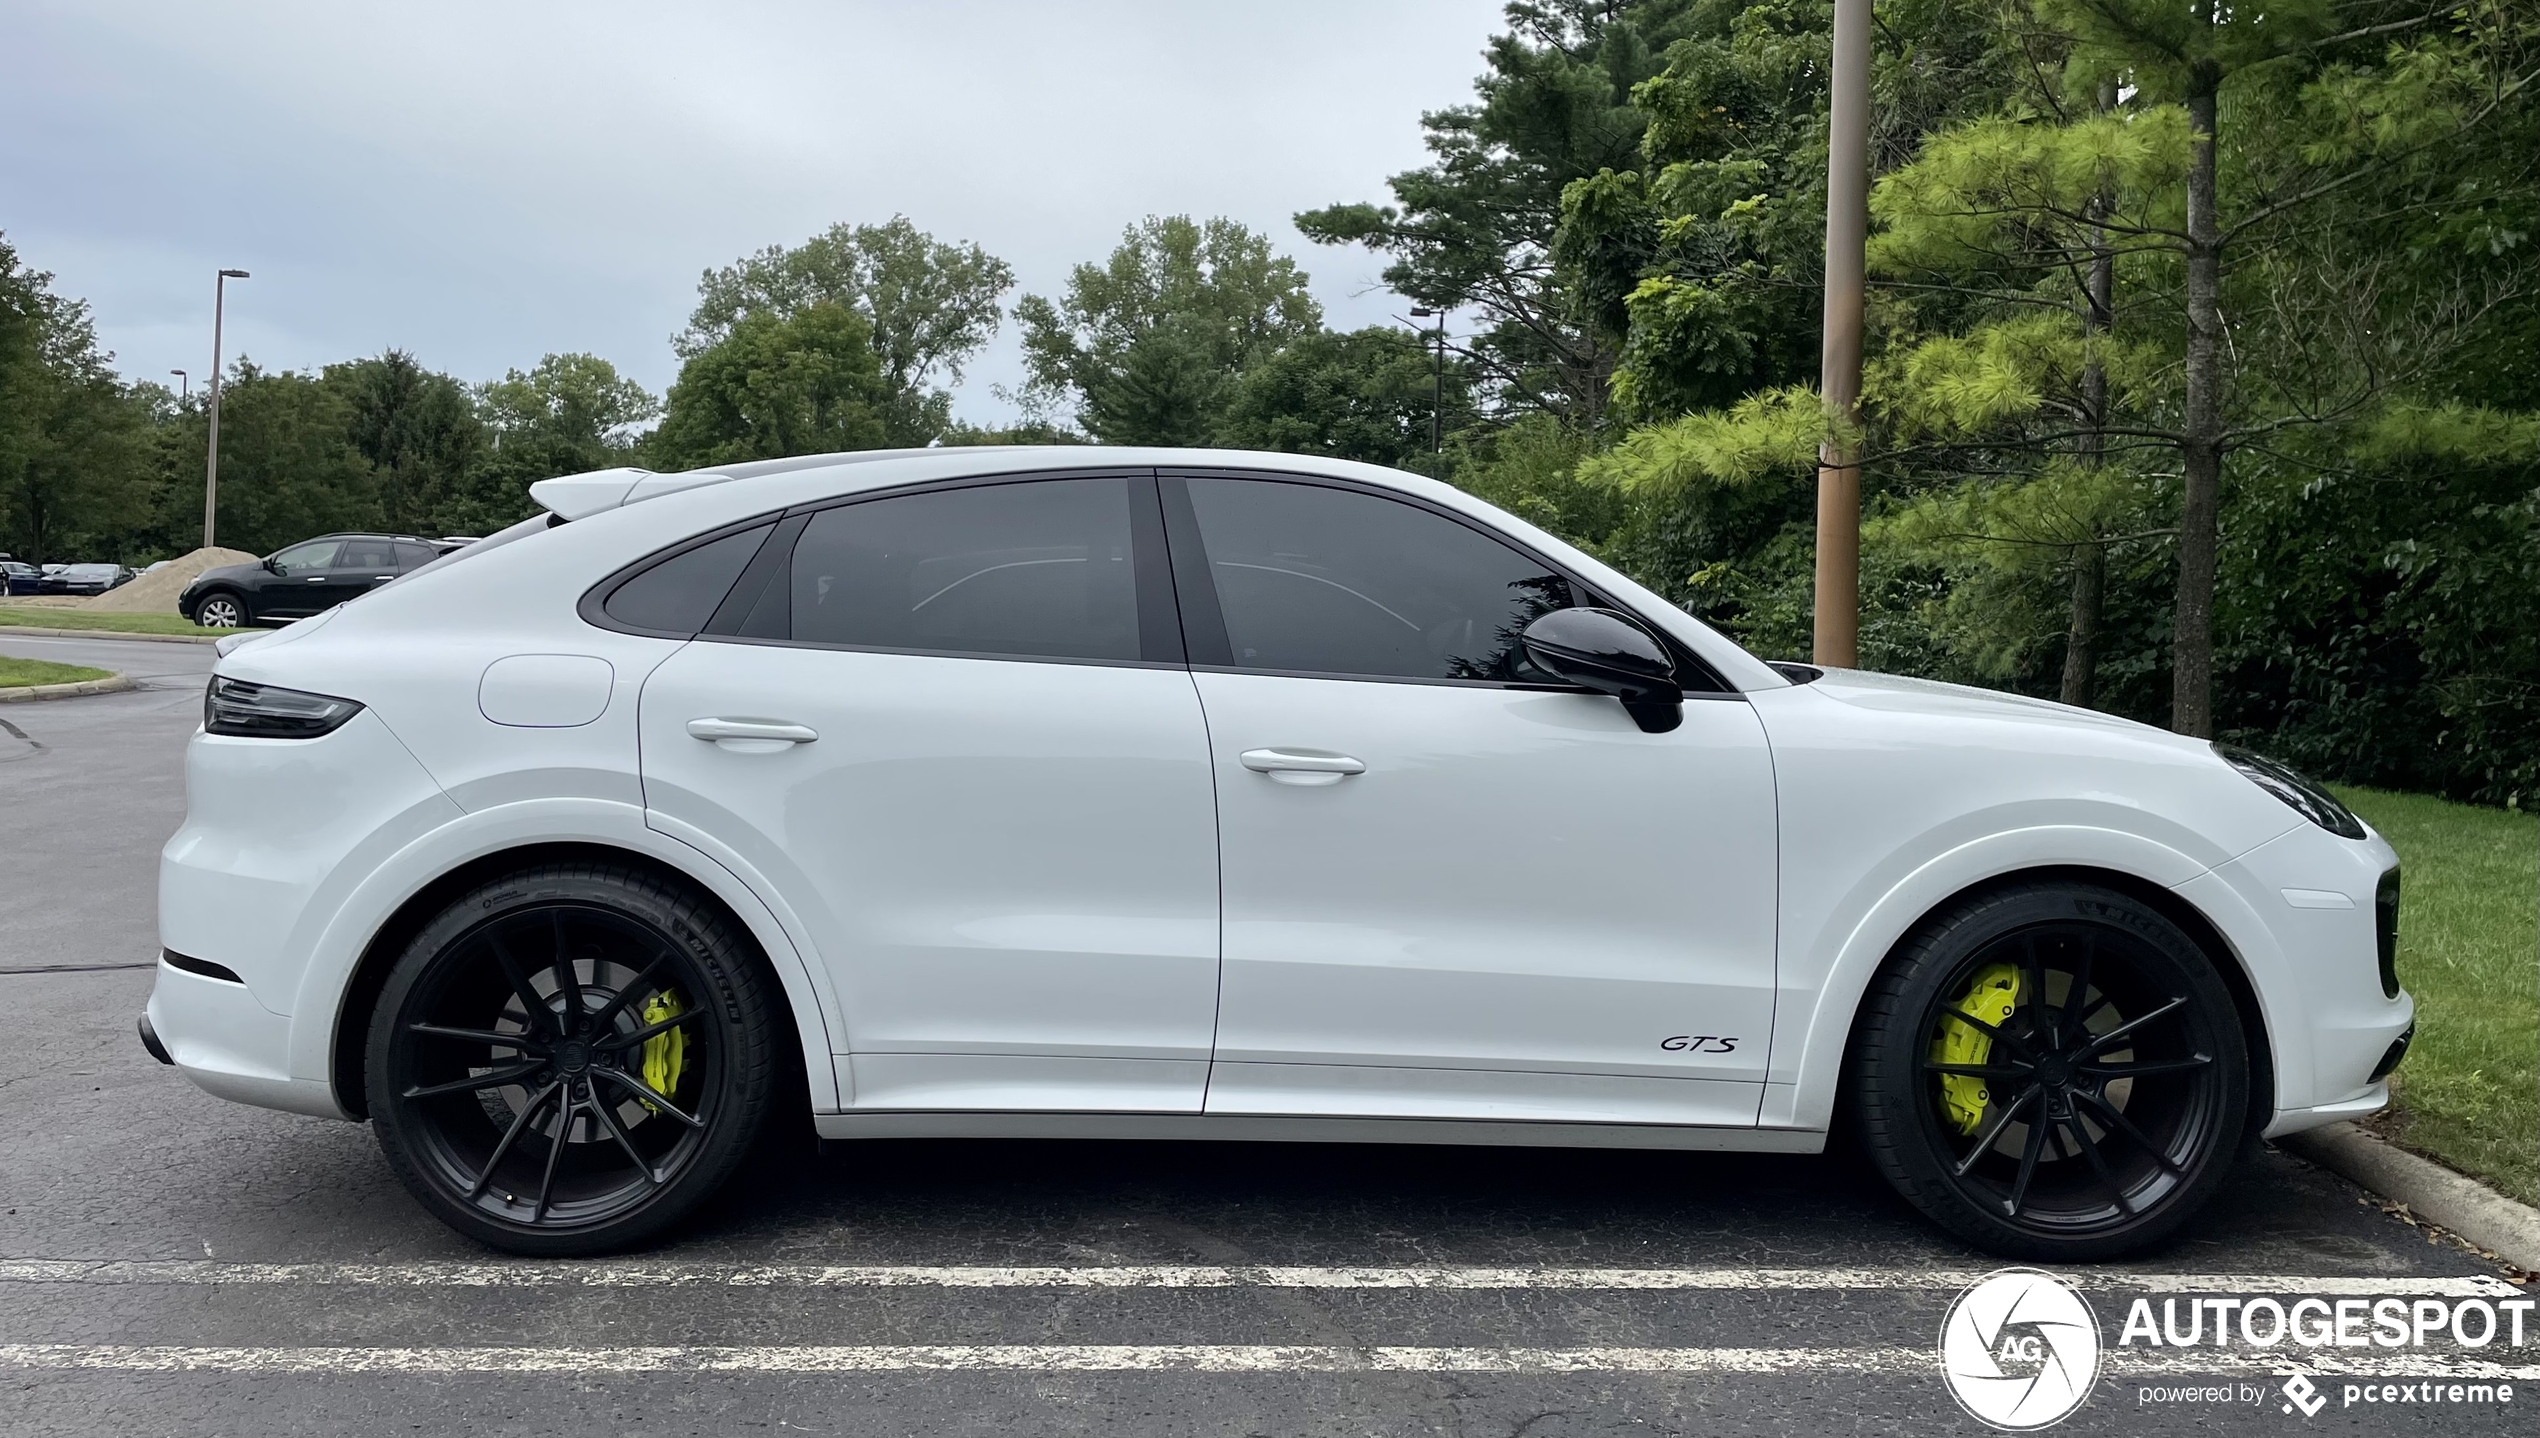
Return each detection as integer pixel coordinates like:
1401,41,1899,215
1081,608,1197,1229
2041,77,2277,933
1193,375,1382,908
812,1110,1828,1154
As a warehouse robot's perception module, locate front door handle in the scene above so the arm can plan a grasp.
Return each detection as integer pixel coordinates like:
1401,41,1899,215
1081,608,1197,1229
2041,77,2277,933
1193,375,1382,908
1240,748,1366,787
687,717,819,752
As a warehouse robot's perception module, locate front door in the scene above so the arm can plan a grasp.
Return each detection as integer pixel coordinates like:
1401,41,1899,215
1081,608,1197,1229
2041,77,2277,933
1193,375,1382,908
258,538,343,618
639,473,1224,1113
1166,473,1781,1128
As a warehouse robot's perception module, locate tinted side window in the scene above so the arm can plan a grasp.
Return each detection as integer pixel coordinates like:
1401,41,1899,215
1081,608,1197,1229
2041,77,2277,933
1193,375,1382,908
391,541,440,570
602,524,772,635
337,539,400,570
1182,478,1573,682
270,540,340,572
789,478,1141,662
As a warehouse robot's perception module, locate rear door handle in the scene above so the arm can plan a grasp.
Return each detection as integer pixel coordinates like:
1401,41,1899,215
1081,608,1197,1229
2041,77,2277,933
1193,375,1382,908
1240,748,1366,787
687,717,819,751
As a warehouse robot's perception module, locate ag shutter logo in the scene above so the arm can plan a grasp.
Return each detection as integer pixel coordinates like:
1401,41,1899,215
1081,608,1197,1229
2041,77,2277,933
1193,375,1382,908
1940,1268,2103,1430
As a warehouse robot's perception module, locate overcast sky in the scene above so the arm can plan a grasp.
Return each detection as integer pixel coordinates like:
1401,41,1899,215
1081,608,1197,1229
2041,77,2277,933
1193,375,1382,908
4,0,1507,425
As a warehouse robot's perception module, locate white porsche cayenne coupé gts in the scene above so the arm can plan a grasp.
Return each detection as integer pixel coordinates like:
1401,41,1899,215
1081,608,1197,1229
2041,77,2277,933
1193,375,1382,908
142,448,2412,1259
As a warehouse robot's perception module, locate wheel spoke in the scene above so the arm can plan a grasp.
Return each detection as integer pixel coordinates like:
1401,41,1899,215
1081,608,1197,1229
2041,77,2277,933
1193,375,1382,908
586,1084,662,1186
591,1066,704,1128
2074,1088,2186,1177
2063,1113,2133,1215
594,1009,698,1052
401,1060,544,1100
407,1023,542,1054
1933,1008,2035,1060
1952,1083,2039,1178
551,909,582,1028
2062,937,2098,1046
1921,1061,2030,1081
585,949,670,1032
2021,936,2050,1048
2004,1101,2051,1216
486,929,560,1038
2082,996,2190,1057
466,1080,561,1199
2082,1054,2212,1079
532,1082,574,1222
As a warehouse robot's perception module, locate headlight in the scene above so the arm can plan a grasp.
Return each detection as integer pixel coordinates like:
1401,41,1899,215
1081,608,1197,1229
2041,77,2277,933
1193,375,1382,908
2214,744,2365,839
204,675,364,738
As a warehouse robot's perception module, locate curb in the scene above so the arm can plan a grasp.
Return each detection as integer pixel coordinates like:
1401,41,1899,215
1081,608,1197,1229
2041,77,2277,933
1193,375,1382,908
0,672,137,703
2280,1122,2540,1273
0,624,219,645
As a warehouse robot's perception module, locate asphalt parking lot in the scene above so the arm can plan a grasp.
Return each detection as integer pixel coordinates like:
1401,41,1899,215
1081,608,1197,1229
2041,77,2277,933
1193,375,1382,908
0,635,2527,1436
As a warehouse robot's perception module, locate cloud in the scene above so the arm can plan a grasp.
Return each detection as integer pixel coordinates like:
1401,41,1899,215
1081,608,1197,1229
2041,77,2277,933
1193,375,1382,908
4,0,1504,422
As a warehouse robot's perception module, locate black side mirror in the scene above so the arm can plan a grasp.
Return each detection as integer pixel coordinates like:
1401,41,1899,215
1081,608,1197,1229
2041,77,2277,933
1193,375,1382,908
1521,607,1684,734
262,556,280,574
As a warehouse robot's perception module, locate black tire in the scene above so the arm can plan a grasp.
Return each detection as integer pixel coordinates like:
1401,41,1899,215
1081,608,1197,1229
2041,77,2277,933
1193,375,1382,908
192,590,249,628
365,862,781,1255
1850,882,2249,1261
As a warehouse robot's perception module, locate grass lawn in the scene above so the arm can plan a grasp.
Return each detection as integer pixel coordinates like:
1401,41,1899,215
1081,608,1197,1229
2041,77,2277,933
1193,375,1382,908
0,656,115,687
2334,785,2539,1206
0,605,220,637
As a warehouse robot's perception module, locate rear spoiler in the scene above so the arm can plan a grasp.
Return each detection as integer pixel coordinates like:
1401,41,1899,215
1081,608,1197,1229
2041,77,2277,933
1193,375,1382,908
527,467,735,521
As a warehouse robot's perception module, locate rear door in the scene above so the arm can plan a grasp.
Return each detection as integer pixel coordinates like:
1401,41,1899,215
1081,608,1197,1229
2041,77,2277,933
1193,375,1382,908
317,537,406,608
636,472,1226,1113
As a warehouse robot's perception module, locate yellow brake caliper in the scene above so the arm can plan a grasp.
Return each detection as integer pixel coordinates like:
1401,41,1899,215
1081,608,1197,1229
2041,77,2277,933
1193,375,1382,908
1932,963,2020,1134
638,991,686,1113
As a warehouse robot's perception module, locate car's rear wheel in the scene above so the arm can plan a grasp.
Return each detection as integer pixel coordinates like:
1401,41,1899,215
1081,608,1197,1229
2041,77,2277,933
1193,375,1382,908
1851,882,2249,1260
366,863,780,1255
193,592,247,628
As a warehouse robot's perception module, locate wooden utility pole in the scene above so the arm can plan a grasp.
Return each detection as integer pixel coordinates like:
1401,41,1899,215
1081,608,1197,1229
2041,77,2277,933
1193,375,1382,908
1813,0,1871,669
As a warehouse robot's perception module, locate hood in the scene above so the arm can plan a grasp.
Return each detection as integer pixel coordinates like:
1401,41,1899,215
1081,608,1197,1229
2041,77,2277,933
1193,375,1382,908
186,561,264,589
1800,666,2200,746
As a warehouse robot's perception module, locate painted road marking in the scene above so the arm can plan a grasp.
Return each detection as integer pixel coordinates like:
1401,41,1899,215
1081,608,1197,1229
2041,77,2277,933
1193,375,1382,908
0,1259,2517,1297
0,1343,2533,1378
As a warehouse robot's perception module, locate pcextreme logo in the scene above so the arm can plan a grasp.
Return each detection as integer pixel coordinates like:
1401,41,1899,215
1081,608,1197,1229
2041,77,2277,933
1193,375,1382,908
1940,1269,2103,1430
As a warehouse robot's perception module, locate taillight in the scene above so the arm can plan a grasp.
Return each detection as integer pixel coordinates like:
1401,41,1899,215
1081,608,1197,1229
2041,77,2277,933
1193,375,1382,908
203,675,364,739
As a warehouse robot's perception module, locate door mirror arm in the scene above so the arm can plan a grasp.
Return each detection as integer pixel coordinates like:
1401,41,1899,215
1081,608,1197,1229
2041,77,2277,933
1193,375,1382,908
1520,608,1684,734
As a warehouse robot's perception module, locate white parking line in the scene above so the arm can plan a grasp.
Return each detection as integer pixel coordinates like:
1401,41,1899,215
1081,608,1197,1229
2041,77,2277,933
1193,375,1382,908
0,1342,2533,1378
0,1259,2519,1297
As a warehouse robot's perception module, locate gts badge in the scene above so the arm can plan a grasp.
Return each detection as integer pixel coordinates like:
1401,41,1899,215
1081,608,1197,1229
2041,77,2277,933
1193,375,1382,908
1660,1035,1739,1054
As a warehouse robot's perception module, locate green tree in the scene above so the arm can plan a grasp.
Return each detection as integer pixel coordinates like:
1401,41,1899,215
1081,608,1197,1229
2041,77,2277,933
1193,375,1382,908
1215,326,1476,470
1297,0,1712,421
649,304,895,470
198,361,381,554
679,217,1012,444
0,235,153,562
1014,215,1321,442
327,351,483,534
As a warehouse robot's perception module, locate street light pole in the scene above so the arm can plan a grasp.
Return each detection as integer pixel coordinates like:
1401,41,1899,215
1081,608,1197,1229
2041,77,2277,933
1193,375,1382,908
169,369,188,402
1812,0,1871,669
203,269,248,551
1410,307,1446,454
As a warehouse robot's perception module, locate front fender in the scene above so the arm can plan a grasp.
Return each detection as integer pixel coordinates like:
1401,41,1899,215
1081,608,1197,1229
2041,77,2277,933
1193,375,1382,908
283,797,845,1116
1762,822,2284,1131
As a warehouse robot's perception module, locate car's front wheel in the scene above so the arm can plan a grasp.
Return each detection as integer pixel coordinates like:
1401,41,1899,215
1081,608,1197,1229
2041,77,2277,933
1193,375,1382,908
365,863,781,1255
192,591,247,628
1851,882,2249,1260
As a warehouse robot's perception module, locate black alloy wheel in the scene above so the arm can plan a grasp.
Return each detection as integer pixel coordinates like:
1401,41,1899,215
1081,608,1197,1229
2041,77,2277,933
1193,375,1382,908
1851,882,2249,1260
367,864,779,1255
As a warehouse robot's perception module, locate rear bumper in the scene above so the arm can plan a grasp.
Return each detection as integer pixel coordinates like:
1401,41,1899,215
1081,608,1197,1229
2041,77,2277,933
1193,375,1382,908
144,959,346,1119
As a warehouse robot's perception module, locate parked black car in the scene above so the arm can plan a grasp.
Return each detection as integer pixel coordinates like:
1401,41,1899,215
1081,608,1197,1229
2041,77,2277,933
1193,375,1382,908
179,534,450,628
0,561,43,596
54,563,136,596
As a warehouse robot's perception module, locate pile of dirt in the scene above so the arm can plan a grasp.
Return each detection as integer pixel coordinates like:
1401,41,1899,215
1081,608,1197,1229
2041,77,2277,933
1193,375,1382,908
81,547,259,613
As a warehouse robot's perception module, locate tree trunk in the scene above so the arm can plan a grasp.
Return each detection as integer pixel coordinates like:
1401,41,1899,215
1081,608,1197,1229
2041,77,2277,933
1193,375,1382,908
2172,71,2225,738
2060,541,2104,708
2065,77,2118,712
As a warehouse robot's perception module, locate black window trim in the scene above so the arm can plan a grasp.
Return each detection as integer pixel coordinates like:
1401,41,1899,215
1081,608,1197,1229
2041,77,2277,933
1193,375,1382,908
683,466,1185,670
578,513,787,640
1155,467,1741,698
